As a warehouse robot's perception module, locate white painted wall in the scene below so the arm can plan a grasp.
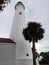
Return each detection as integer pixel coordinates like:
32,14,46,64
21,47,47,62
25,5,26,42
10,3,27,42
10,2,33,65
0,43,16,65
10,2,39,65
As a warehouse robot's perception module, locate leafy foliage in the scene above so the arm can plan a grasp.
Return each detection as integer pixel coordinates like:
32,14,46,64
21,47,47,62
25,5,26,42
39,52,49,64
23,22,44,65
23,22,44,42
0,0,10,11
39,58,48,64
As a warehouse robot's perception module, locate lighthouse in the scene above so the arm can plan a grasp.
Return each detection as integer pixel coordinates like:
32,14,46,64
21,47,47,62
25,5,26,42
10,1,26,42
10,1,40,65
10,1,33,65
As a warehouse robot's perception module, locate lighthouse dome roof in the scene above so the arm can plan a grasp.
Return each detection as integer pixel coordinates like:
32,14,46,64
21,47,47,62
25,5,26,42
15,1,25,10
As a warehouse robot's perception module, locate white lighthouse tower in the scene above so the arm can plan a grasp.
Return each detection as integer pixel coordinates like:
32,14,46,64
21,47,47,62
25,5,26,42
10,1,35,65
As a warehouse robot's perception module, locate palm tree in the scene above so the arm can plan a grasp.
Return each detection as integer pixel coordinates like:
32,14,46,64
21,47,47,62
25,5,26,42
22,22,44,65
0,0,10,11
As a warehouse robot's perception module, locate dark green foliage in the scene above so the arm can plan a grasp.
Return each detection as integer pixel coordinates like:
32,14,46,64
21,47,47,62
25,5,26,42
39,58,48,64
23,22,44,42
0,0,10,11
39,52,49,64
35,52,40,58
23,22,44,65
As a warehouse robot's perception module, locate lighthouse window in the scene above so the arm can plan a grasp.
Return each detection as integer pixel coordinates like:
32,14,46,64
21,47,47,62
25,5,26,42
19,12,22,14
26,53,29,57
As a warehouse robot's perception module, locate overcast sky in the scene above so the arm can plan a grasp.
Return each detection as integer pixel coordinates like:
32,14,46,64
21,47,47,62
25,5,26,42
0,0,49,53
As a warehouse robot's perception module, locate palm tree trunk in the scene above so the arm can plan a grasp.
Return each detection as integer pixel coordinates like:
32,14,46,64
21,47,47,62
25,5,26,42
32,37,36,65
